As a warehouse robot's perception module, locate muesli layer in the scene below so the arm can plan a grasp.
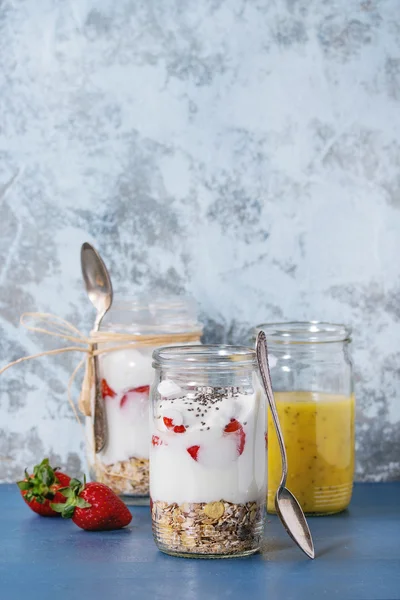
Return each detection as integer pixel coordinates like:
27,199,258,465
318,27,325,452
152,499,264,555
94,456,149,496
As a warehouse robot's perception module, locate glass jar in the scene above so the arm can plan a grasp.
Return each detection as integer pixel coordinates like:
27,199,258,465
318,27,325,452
86,296,202,504
254,322,355,516
150,345,267,558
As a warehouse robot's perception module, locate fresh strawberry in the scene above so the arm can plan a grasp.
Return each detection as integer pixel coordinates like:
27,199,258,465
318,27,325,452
51,478,132,531
224,418,246,456
187,445,200,461
163,416,186,434
17,458,71,517
120,384,150,408
101,378,116,399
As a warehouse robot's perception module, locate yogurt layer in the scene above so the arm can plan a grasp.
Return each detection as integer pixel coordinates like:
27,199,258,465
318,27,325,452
150,384,267,504
97,346,154,464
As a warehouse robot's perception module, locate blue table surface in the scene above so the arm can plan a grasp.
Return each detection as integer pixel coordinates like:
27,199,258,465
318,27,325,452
0,482,399,600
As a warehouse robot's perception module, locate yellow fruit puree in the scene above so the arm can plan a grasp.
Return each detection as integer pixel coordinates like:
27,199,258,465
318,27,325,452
267,392,355,515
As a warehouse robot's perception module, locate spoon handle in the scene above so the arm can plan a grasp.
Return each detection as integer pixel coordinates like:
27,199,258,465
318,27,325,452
93,314,107,453
93,350,107,453
256,331,287,489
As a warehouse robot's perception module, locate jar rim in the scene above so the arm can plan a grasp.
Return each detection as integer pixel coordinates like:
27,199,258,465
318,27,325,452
254,321,351,344
153,344,256,368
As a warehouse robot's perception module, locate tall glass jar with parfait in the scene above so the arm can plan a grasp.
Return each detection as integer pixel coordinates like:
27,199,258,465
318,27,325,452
254,322,355,515
150,345,267,558
86,297,202,504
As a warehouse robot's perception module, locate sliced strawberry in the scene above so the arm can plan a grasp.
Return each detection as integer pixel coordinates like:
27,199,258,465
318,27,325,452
134,385,150,394
237,429,246,455
173,425,186,434
101,379,116,399
152,435,168,447
163,416,186,433
224,418,246,456
120,384,150,408
163,417,174,429
224,418,242,433
187,445,200,461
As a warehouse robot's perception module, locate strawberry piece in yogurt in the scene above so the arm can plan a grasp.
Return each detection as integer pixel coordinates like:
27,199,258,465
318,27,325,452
101,379,117,399
152,435,165,447
224,418,246,456
120,385,150,408
186,419,246,466
187,445,200,461
163,416,186,434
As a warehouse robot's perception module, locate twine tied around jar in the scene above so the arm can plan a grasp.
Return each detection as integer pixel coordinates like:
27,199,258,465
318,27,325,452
0,312,203,421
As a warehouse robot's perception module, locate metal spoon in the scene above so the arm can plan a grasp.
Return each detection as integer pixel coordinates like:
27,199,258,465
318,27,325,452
256,330,315,559
81,242,113,453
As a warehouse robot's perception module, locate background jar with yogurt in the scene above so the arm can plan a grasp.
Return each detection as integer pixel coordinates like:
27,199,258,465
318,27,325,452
253,322,355,516
87,297,202,504
150,345,267,558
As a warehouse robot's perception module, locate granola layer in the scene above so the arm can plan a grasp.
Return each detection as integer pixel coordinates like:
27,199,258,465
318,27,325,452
152,499,264,555
94,456,149,496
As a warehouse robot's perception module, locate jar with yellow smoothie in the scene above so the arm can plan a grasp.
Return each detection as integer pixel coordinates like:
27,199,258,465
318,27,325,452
254,322,355,516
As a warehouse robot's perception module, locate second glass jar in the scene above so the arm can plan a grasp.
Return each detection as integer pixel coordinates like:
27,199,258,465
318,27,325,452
150,345,267,558
86,296,202,504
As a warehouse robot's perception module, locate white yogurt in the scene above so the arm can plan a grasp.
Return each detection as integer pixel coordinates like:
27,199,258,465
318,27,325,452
150,384,267,504
97,346,154,464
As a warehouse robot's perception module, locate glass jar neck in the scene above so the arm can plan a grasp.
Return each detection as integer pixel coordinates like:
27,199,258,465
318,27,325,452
254,321,351,346
153,344,257,372
153,345,258,390
100,295,202,335
266,340,351,357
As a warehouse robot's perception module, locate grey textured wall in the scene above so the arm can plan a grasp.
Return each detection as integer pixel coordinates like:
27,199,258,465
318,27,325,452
1,0,399,482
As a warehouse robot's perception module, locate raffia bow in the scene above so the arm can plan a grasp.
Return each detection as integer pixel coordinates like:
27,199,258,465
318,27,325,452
0,312,202,421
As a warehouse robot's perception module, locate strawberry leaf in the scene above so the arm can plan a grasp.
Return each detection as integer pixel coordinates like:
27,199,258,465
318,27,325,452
69,478,85,495
50,502,67,514
57,487,75,499
75,497,92,509
61,505,76,519
51,477,91,518
17,481,31,491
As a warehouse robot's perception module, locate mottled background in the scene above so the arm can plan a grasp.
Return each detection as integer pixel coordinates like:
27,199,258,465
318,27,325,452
1,0,399,482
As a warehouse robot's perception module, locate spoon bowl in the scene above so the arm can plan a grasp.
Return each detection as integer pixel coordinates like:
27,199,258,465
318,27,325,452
275,488,314,558
256,330,315,559
81,242,113,326
81,242,113,453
